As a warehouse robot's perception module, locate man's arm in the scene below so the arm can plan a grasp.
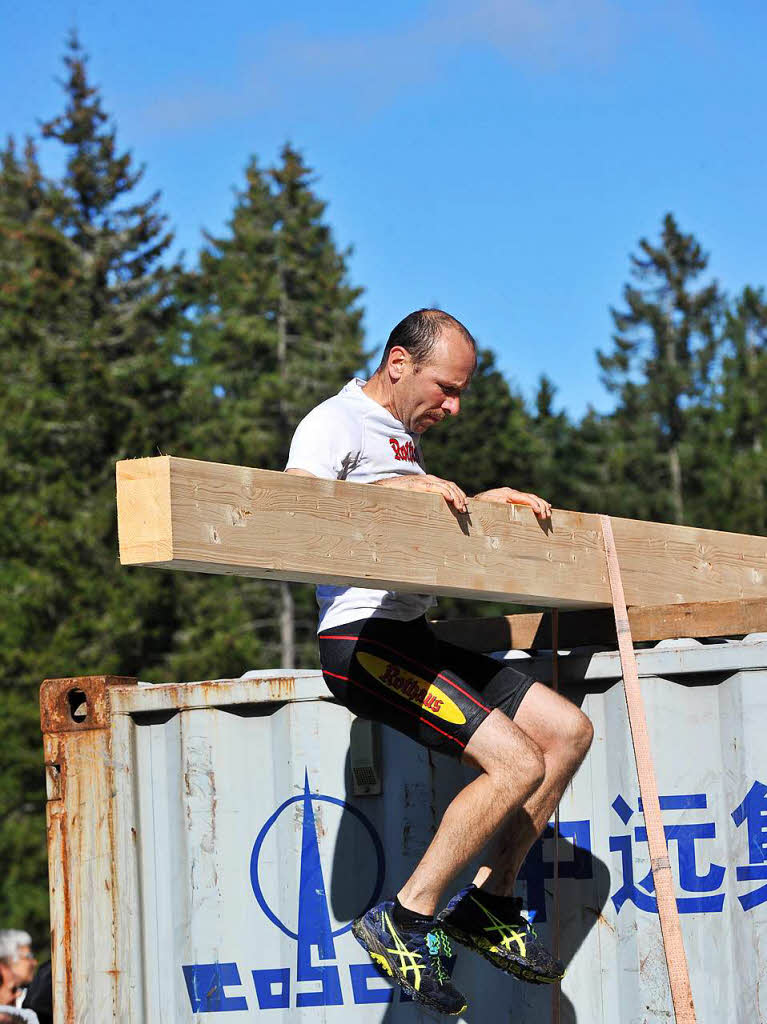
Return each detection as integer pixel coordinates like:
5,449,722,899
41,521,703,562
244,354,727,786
371,474,468,513
372,478,551,518
284,468,549,517
285,467,468,512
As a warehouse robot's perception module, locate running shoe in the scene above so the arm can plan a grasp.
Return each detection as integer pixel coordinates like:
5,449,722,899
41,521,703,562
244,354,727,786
351,900,467,1015
437,884,564,984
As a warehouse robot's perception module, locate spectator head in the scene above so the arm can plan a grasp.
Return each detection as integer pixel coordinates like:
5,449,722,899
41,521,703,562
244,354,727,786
0,933,36,986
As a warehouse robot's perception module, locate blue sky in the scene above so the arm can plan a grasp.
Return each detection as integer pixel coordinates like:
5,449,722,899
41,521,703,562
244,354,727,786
3,0,766,416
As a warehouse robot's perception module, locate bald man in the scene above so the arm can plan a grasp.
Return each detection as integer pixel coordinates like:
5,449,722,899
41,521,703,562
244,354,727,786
286,309,592,1015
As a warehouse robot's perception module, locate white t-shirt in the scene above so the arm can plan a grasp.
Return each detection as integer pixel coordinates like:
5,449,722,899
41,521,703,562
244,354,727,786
285,378,436,631
0,1007,40,1023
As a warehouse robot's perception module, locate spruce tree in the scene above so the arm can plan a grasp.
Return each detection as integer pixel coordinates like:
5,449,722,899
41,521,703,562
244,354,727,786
526,376,616,516
0,36,185,942
696,286,767,533
177,144,366,673
598,214,721,524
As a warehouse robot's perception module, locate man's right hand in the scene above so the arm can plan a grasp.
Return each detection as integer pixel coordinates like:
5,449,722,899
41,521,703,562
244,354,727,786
374,474,469,513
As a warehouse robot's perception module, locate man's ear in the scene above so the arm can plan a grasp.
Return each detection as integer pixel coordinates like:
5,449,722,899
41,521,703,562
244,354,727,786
386,345,410,381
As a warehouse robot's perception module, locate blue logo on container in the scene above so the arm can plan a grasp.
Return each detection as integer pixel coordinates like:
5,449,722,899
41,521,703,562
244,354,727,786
182,770,395,1012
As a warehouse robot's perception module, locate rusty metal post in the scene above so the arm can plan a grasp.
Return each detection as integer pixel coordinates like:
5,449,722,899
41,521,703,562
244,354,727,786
40,676,139,1024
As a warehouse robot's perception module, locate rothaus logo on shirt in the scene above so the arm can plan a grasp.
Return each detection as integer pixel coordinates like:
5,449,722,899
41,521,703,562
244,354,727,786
389,437,419,463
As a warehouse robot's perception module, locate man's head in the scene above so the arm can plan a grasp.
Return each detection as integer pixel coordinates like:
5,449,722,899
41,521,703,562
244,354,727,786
375,309,477,434
0,932,35,988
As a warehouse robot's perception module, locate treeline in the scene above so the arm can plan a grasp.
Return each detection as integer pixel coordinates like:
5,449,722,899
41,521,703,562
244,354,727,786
1,39,766,942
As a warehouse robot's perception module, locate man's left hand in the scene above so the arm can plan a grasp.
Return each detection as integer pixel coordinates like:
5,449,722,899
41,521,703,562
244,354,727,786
472,488,552,519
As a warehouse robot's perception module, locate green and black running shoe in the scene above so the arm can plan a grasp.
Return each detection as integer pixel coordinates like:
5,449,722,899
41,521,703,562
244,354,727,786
351,900,468,1015
437,884,564,985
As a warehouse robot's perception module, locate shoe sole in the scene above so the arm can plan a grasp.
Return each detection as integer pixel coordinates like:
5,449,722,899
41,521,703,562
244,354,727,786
351,916,468,1016
438,921,564,985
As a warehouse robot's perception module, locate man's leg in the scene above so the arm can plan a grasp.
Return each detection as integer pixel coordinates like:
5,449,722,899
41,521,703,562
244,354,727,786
350,708,545,1014
432,683,593,986
397,707,546,916
472,683,594,895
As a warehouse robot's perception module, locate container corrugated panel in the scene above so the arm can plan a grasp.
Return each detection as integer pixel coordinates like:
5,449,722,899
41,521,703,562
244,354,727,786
41,637,767,1023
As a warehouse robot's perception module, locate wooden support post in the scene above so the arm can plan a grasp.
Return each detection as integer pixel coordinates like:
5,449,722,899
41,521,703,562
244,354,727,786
433,598,767,651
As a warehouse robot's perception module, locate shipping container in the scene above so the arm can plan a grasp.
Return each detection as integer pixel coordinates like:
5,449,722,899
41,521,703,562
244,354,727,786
41,633,767,1023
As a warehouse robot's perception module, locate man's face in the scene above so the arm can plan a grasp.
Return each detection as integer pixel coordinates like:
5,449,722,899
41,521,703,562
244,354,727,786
394,329,475,434
11,945,36,985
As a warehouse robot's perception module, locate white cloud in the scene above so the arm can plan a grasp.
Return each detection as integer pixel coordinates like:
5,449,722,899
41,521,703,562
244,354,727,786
138,0,696,135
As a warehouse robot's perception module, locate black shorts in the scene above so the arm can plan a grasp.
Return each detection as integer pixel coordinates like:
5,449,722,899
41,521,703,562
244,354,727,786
318,615,537,758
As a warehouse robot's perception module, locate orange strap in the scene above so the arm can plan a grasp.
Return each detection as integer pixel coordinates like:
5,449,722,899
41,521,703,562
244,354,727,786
600,515,697,1024
551,609,561,1024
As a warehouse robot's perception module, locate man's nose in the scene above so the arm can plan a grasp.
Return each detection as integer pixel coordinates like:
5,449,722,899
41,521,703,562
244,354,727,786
442,395,460,416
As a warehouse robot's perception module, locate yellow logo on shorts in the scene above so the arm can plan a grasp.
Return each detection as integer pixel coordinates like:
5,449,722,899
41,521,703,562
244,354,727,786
355,652,466,725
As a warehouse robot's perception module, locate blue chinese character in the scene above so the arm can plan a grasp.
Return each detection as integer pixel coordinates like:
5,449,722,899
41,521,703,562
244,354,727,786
731,780,767,911
609,793,726,914
518,820,592,922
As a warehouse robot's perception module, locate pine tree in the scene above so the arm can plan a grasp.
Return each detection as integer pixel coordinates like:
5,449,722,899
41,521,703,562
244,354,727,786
0,135,84,945
525,376,617,515
0,36,185,942
598,214,722,524
695,286,767,533
176,144,366,672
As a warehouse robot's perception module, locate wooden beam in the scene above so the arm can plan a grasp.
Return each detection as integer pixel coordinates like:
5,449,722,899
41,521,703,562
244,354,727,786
116,456,767,610
432,598,767,651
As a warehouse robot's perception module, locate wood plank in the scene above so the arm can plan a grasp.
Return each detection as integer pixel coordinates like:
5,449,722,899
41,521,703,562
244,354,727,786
116,456,767,610
115,456,173,565
433,599,767,651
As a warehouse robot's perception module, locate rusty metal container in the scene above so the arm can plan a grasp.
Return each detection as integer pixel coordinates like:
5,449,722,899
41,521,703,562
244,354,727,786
40,635,767,1023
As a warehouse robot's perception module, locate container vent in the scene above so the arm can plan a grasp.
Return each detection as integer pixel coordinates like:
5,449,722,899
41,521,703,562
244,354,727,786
350,719,382,796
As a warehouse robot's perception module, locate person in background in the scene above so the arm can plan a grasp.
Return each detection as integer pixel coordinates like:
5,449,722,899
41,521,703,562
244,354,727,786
0,1010,40,1023
20,960,50,1024
0,934,36,1012
0,954,38,1022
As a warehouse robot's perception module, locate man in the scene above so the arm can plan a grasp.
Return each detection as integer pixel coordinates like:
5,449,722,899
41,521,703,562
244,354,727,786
21,960,50,1024
0,938,38,1024
0,935,36,1013
286,309,593,1015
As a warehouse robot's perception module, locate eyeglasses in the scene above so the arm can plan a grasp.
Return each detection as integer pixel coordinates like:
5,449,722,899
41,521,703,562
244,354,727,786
14,953,36,961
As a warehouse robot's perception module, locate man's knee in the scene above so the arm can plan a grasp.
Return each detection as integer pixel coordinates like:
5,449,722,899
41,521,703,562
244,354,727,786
564,706,594,762
467,711,545,798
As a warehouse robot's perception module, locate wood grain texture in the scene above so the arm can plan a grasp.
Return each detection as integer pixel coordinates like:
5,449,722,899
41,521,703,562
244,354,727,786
115,456,767,610
116,456,173,565
434,599,767,650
